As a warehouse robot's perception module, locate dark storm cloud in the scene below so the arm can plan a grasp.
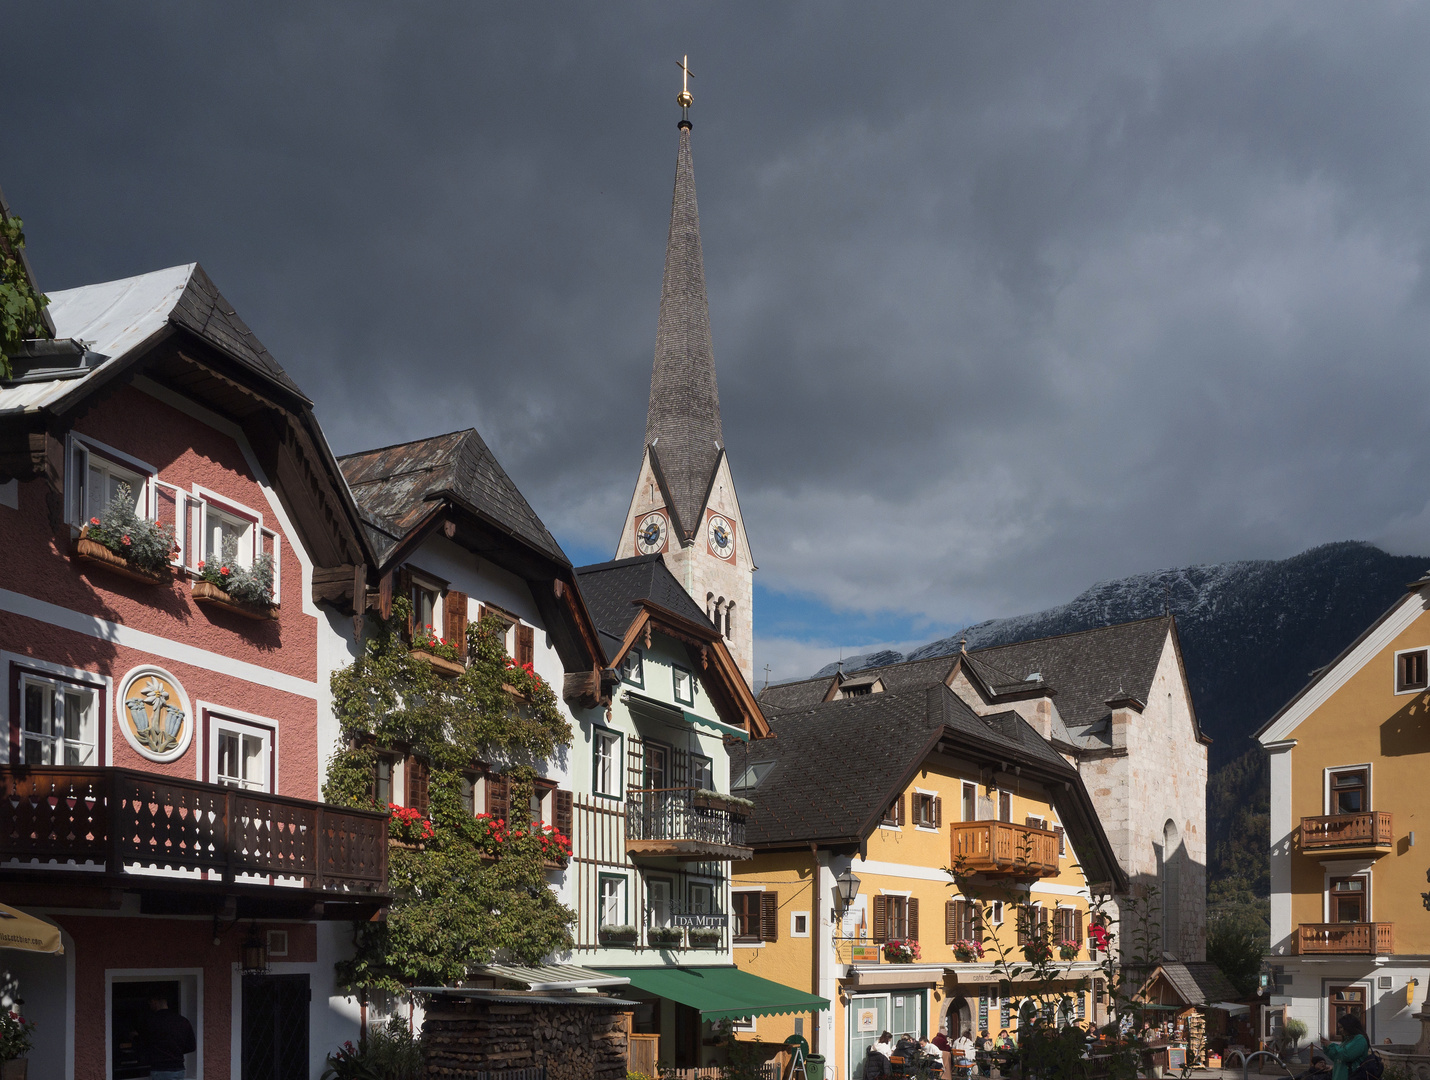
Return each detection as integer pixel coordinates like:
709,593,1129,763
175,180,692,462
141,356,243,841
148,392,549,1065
6,3,1430,635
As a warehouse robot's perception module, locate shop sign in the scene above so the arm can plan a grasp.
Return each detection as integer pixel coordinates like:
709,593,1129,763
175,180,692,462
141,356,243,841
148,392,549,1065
850,945,881,963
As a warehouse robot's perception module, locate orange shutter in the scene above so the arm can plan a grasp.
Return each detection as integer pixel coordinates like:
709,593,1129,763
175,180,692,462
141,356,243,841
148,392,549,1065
445,590,468,659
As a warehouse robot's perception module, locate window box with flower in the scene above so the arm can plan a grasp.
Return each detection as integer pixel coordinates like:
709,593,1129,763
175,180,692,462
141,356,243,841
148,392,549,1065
410,625,464,677
471,813,571,869
599,924,639,946
883,938,921,963
1057,939,1080,961
193,536,277,620
952,938,984,963
387,804,436,850
689,926,723,948
72,483,176,586
648,926,684,947
0,1009,35,1078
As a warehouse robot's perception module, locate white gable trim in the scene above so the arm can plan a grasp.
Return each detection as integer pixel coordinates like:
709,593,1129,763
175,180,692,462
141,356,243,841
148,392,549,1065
1259,590,1429,744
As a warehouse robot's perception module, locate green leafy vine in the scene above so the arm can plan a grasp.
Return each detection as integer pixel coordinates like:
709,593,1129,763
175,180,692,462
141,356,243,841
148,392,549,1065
325,602,576,993
0,212,50,379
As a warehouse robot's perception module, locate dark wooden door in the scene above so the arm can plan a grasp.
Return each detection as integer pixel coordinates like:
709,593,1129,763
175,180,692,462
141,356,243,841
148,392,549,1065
242,973,310,1080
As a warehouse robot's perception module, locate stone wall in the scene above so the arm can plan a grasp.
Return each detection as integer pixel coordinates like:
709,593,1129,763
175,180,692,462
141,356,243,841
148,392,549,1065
423,998,630,1080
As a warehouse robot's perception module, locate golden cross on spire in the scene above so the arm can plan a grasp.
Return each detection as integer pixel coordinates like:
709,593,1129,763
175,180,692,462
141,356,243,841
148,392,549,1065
676,54,694,109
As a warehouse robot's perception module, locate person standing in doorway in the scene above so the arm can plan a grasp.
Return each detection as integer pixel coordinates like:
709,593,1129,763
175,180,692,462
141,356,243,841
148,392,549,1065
136,994,196,1080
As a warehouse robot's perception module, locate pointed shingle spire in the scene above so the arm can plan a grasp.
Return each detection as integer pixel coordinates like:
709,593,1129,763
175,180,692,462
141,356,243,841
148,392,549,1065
645,121,723,541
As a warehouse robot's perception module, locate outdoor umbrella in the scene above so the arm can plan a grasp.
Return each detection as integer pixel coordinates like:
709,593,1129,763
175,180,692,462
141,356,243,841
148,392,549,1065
0,903,63,954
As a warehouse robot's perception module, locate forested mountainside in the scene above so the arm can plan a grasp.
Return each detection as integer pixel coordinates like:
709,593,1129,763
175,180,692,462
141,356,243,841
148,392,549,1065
813,541,1430,910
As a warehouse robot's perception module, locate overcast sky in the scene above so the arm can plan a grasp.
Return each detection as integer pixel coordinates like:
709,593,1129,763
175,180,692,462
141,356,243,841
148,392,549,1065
7,4,1430,680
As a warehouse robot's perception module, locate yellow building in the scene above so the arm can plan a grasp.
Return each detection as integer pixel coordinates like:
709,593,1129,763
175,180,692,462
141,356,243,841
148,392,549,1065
1258,574,1430,1043
729,683,1127,1077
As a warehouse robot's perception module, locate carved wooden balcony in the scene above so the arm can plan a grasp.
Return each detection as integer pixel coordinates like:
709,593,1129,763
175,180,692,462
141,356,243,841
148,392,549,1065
1298,923,1394,955
949,821,1061,879
0,766,388,916
1300,812,1394,856
625,787,752,861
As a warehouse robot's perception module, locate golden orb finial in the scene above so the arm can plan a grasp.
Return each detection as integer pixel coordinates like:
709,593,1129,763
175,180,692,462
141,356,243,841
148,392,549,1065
676,55,694,110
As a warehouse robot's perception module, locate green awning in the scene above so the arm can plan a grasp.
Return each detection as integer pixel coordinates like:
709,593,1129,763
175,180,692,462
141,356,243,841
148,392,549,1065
599,966,828,1022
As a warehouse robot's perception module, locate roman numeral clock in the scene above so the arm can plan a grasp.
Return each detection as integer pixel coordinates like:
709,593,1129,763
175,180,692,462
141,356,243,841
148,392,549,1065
707,513,735,561
635,511,668,555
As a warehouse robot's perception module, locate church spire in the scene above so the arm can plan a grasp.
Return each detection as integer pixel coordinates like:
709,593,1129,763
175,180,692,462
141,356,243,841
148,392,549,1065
644,73,723,542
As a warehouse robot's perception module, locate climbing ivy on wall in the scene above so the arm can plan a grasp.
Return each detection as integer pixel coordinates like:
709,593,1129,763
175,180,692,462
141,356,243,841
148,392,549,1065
325,603,577,992
0,212,49,378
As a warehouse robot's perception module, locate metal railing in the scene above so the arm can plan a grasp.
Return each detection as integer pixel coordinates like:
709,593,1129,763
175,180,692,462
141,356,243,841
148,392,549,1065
1298,922,1394,955
626,788,749,852
1300,811,1394,850
0,765,388,893
949,820,1060,876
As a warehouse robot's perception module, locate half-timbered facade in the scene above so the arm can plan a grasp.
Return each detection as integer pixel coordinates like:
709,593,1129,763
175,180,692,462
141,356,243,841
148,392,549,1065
0,263,385,1080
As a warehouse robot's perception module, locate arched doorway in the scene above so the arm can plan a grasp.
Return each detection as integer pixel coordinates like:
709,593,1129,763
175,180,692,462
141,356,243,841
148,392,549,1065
945,995,973,1039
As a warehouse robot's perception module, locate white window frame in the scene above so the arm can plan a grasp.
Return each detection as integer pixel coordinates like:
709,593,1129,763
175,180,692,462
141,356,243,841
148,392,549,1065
15,668,101,767
1322,867,1373,923
1394,647,1430,695
989,900,1004,926
791,911,811,938
408,571,445,641
672,665,696,706
913,787,940,832
593,727,623,799
691,753,713,792
66,433,156,528
1323,763,1373,815
190,486,280,603
599,873,628,928
619,648,644,688
202,707,276,793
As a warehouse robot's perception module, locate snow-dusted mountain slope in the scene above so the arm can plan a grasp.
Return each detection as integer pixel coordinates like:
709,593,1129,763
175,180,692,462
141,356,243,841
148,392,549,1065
815,541,1429,762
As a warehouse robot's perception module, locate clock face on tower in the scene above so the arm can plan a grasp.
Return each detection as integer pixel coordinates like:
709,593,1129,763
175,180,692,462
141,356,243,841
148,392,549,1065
636,511,668,555
707,513,735,561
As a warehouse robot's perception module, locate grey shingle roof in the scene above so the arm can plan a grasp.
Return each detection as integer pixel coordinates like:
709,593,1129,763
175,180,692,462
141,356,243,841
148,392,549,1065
644,125,723,541
574,554,716,644
1148,962,1241,1006
967,617,1172,744
169,265,308,399
757,676,833,712
339,429,567,568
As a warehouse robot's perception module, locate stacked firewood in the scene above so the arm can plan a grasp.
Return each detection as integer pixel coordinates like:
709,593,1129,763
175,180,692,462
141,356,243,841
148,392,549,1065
423,998,630,1079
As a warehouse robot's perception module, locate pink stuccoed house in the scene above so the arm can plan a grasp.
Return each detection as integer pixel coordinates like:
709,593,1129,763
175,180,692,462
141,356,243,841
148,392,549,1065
0,262,387,1079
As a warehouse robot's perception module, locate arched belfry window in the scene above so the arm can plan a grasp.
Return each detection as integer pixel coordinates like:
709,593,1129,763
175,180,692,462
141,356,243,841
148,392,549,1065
1160,819,1181,958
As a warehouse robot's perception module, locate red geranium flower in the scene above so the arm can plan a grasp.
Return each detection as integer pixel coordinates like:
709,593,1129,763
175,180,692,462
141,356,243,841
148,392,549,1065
90,517,100,526
122,535,132,545
220,566,230,576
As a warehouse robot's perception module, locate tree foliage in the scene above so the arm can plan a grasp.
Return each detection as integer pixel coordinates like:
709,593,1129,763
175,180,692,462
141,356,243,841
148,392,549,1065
324,603,576,992
0,213,49,378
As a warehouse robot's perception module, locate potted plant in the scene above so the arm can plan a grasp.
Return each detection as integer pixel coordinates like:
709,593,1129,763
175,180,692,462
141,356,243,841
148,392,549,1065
1282,1018,1308,1063
952,938,984,963
691,789,754,814
648,926,684,947
598,924,639,946
883,938,921,964
193,536,277,620
689,927,722,948
73,484,176,585
0,1009,35,1080
1057,939,1080,961
1022,937,1053,964
410,625,464,677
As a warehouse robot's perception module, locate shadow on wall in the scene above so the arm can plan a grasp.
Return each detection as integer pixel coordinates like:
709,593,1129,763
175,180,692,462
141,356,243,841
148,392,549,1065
1381,691,1430,757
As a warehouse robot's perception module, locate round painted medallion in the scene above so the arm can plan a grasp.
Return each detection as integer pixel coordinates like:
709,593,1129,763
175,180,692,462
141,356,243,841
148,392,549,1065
117,666,193,763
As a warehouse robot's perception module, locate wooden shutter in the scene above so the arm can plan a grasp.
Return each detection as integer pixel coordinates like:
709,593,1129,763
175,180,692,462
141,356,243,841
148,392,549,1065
1037,906,1048,934
946,900,959,945
908,897,919,942
406,757,429,814
1016,905,1029,945
554,789,574,840
897,794,906,826
396,567,414,638
1054,824,1065,855
1074,909,1084,943
486,773,510,820
517,623,535,667
933,796,942,828
873,895,889,942
445,590,468,659
760,892,778,942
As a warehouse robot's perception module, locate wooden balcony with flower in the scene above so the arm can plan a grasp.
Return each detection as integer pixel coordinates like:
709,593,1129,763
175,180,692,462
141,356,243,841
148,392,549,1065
1299,812,1394,856
625,787,752,860
949,820,1060,878
1298,922,1394,955
0,766,388,918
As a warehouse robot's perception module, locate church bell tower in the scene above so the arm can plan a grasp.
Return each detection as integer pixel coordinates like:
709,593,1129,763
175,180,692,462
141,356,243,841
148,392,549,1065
617,59,754,685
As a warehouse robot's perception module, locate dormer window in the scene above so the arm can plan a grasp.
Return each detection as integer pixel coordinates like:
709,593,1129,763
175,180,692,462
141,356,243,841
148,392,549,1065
1397,649,1428,693
673,665,696,706
67,435,152,526
732,761,774,791
619,649,644,688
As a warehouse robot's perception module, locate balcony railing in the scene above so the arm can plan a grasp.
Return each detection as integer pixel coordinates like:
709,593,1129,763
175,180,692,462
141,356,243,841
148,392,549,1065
625,788,752,860
1300,812,1394,852
0,766,388,894
949,821,1061,878
1298,923,1394,955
